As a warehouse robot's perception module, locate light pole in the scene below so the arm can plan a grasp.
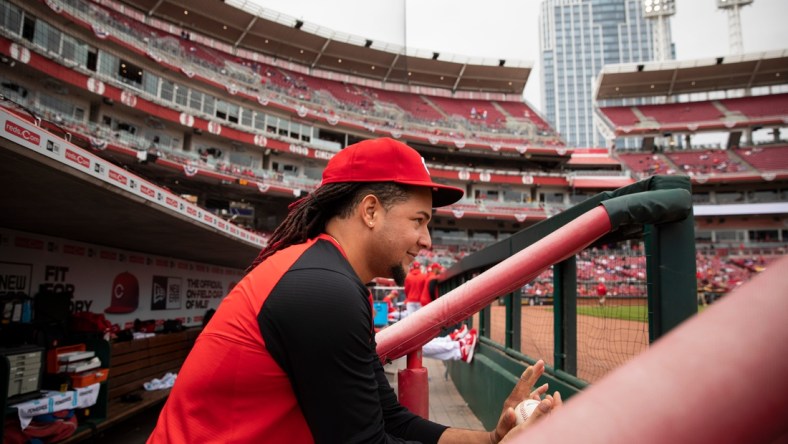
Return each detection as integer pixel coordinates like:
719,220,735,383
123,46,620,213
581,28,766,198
717,0,754,54
642,0,676,62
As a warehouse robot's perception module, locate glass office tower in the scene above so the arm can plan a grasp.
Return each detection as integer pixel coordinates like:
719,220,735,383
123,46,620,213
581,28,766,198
539,0,674,148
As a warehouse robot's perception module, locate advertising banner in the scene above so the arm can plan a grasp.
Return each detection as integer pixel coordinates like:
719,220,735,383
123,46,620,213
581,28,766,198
0,228,243,328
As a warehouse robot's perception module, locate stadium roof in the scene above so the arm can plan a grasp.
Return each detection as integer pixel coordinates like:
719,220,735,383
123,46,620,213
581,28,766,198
0,138,260,270
595,49,788,101
116,0,533,95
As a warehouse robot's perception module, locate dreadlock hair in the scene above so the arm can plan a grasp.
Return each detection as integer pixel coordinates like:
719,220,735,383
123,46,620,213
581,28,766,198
245,182,411,274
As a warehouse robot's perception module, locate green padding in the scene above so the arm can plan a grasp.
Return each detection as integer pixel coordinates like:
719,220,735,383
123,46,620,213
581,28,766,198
600,189,692,231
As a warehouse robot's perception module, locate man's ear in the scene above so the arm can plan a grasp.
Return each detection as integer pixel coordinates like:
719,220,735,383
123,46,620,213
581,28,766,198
359,194,380,227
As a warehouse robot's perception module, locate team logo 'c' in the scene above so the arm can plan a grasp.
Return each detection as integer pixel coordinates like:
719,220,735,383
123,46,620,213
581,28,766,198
114,283,125,299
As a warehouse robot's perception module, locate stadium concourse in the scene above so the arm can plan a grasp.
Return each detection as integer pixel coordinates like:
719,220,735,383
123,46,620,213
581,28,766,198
0,0,786,442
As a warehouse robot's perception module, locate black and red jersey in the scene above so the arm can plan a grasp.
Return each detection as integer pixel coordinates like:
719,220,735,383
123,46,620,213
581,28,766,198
148,234,446,443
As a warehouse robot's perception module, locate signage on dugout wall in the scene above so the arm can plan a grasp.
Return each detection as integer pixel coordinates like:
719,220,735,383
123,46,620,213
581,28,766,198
0,228,242,327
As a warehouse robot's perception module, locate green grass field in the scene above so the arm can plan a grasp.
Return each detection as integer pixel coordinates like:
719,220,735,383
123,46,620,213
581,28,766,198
575,305,648,321
548,304,707,322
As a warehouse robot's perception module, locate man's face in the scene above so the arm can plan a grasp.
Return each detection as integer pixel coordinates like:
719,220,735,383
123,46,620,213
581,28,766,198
371,187,432,286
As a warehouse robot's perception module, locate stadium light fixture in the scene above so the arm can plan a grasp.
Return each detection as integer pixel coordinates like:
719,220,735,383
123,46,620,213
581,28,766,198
642,0,675,18
643,0,675,62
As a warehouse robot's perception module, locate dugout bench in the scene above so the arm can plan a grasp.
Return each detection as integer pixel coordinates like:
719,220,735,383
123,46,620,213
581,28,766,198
59,328,200,443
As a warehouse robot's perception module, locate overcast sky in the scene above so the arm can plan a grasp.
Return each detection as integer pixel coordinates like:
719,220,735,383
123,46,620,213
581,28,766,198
247,0,787,113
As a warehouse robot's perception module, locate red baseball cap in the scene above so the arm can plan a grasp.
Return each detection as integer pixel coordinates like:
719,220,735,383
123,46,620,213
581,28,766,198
105,272,139,314
321,138,464,207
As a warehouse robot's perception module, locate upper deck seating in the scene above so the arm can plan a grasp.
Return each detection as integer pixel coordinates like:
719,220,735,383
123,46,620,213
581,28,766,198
665,150,748,175
428,97,507,128
721,93,788,119
370,88,445,122
637,101,723,125
496,101,551,130
616,153,675,176
735,145,788,171
598,106,640,126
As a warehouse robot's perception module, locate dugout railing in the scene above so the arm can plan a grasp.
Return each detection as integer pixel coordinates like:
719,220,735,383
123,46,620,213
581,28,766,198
376,175,697,429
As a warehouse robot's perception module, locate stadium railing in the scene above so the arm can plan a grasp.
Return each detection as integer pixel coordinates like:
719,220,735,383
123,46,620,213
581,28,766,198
376,175,696,427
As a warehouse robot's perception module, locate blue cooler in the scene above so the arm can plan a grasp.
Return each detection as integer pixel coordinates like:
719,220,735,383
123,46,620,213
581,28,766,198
373,302,388,327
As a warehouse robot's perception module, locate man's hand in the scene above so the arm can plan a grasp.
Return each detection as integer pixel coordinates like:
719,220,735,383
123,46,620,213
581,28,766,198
489,360,563,443
498,392,562,443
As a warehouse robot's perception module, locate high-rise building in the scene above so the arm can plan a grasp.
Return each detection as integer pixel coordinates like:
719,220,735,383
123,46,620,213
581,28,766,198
539,0,674,148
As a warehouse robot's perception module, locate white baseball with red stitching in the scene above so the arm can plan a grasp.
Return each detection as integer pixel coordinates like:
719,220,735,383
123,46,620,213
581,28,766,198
514,399,541,425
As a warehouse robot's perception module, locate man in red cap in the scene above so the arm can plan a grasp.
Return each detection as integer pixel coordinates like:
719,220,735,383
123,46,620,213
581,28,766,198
149,138,559,443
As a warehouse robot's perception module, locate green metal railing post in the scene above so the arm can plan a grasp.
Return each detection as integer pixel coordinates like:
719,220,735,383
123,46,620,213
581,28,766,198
645,177,698,342
553,257,577,375
504,291,521,351
645,217,698,342
479,305,491,339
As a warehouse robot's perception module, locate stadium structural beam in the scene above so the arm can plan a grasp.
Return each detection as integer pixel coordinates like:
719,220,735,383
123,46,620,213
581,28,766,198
310,39,331,69
592,110,616,149
452,64,467,93
234,16,258,49
666,67,679,96
745,58,762,91
147,0,165,16
383,53,400,84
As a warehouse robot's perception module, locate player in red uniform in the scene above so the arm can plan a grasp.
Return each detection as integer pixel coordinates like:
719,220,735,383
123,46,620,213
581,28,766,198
148,138,559,443
404,261,428,316
597,278,608,306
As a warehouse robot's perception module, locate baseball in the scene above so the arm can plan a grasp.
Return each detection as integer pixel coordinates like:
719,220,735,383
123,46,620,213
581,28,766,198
514,399,541,425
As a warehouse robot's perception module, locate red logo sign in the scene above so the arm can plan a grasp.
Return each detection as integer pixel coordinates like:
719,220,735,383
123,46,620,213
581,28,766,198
166,197,178,207
4,120,41,146
63,245,86,256
203,214,212,223
65,149,90,168
140,184,155,197
187,207,197,216
109,170,128,185
15,237,44,250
